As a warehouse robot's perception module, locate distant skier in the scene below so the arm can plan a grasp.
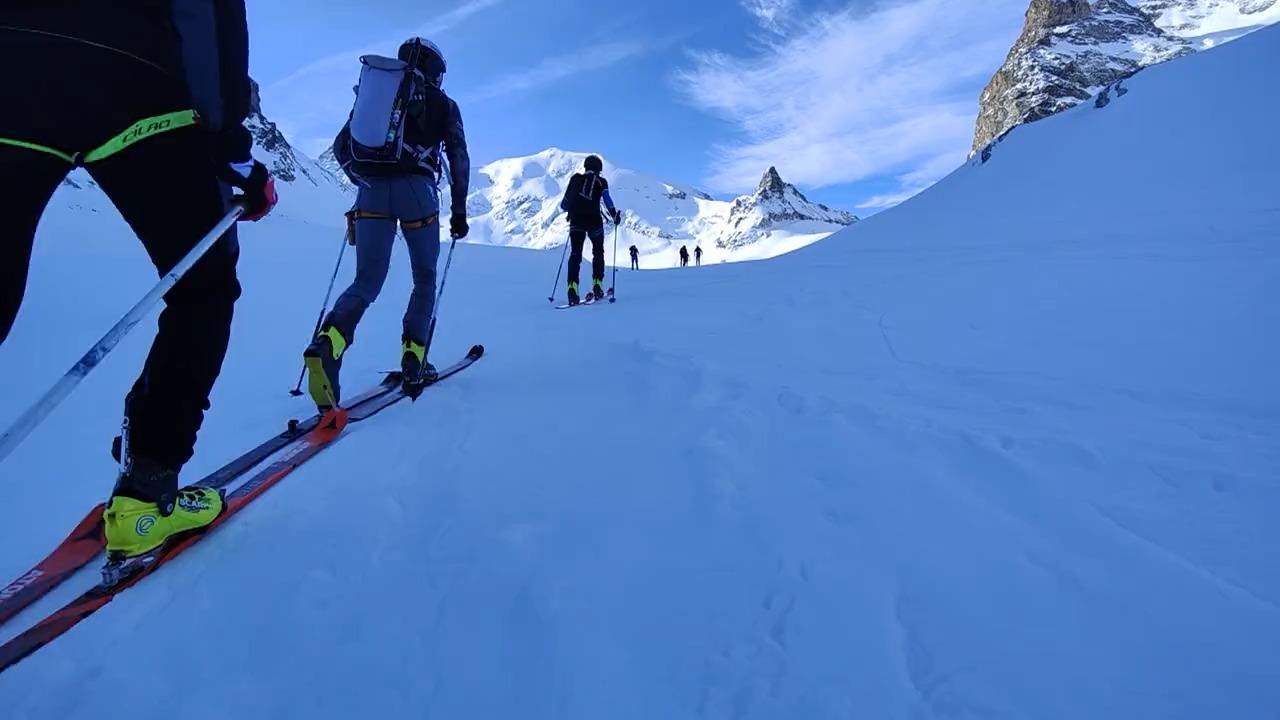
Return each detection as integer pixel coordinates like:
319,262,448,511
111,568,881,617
629,245,639,270
560,154,622,305
307,37,470,408
0,1,277,559
695,245,703,267
679,246,690,267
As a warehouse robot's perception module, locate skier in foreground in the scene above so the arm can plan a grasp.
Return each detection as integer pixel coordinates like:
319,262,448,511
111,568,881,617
0,1,276,559
306,37,470,410
560,155,622,305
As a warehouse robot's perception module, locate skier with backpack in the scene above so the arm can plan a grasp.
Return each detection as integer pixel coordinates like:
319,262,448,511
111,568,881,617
679,246,690,267
630,245,639,270
0,2,276,559
306,37,470,410
559,155,622,306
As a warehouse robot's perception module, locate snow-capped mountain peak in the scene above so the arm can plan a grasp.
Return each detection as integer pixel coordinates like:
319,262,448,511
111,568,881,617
443,150,857,266
1137,0,1280,42
720,167,858,251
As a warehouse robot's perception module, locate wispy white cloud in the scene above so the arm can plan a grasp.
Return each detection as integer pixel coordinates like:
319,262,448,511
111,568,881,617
855,149,966,209
677,0,1024,204
265,0,503,156
464,41,647,103
742,0,797,33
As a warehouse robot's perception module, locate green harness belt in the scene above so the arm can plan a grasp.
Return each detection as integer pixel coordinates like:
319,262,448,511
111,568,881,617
0,109,198,166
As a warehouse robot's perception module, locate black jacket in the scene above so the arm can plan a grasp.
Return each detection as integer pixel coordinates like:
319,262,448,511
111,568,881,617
1,0,253,163
560,172,617,229
416,86,471,217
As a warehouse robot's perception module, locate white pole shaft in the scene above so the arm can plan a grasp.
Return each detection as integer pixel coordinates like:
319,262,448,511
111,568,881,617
0,206,245,466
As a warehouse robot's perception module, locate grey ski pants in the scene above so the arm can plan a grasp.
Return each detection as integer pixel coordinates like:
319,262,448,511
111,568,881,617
325,176,441,345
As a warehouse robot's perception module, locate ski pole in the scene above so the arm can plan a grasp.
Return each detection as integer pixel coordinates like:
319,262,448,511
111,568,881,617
547,238,570,303
0,205,245,466
609,220,619,303
289,227,351,395
423,229,462,366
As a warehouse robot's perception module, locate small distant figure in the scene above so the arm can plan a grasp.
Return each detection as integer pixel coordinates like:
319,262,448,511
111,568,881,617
629,245,639,270
679,245,689,267
694,245,702,267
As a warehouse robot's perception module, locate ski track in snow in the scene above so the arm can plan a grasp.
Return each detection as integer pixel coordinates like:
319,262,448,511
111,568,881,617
1,24,1279,720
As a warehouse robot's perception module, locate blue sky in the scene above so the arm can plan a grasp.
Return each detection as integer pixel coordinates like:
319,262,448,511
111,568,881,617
249,0,1028,212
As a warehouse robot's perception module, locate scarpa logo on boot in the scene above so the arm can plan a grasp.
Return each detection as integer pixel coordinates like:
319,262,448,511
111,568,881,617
179,495,211,512
135,515,157,536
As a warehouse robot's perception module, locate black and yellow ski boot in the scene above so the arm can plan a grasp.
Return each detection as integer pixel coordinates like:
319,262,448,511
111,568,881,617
303,325,347,410
401,334,437,397
103,455,225,561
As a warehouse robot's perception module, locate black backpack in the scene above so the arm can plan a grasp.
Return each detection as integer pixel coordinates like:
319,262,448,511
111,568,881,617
566,171,607,224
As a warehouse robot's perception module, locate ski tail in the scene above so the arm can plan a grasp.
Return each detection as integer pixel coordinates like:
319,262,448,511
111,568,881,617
0,373,405,632
0,505,104,627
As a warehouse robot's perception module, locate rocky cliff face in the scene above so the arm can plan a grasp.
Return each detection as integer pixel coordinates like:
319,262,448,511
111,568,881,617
973,0,1192,153
246,79,346,190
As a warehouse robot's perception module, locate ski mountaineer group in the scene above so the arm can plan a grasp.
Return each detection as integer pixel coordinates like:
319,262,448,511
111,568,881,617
559,154,623,306
0,0,633,586
0,2,479,566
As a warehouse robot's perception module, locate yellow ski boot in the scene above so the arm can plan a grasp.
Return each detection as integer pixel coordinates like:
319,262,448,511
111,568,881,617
304,325,348,410
103,456,225,560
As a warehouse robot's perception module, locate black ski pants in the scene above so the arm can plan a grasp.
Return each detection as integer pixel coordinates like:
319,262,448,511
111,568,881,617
0,31,240,480
568,225,606,287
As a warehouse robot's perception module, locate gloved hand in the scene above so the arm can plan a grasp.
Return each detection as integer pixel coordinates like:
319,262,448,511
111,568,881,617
450,213,469,239
345,209,357,245
219,159,278,222
610,208,623,225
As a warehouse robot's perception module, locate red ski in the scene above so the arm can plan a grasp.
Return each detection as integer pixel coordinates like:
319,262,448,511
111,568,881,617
0,505,103,627
0,376,405,629
0,345,482,674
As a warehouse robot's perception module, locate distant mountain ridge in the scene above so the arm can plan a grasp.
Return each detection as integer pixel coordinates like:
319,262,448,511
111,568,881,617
443,148,858,266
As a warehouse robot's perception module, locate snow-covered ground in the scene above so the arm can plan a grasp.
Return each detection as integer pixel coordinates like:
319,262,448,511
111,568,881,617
0,22,1277,720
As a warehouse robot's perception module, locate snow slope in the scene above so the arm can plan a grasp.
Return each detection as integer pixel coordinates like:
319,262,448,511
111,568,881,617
446,148,856,268
1,23,1278,720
